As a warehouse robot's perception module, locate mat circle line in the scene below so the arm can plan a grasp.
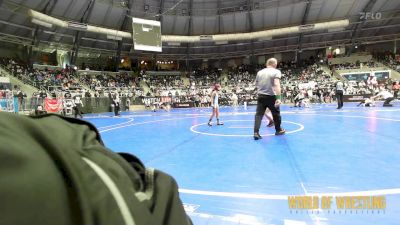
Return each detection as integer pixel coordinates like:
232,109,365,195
190,120,304,137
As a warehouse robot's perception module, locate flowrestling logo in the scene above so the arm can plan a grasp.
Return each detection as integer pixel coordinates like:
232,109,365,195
359,12,382,20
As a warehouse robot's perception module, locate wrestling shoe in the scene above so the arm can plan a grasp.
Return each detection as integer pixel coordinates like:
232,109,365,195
217,122,224,125
208,122,212,126
275,129,286,135
254,133,262,140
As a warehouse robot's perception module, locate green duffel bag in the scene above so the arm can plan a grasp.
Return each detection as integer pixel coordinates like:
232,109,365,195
0,112,192,225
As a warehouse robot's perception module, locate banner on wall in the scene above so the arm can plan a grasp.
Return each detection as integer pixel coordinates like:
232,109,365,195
342,71,390,81
141,96,172,105
173,102,194,108
44,98,63,113
343,94,373,102
298,81,317,90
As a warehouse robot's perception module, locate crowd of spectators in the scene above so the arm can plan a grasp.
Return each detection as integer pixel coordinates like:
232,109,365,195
330,60,379,70
138,68,227,106
374,51,400,72
0,58,81,91
138,62,340,106
145,75,185,96
79,72,144,98
220,62,338,105
190,68,223,87
80,73,138,89
1,55,398,110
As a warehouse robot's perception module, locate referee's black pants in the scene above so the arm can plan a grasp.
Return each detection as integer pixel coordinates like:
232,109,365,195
383,97,394,106
114,103,120,116
254,94,282,133
336,90,344,108
74,104,83,118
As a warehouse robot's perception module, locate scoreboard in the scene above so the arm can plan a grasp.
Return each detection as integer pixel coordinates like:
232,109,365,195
131,17,162,52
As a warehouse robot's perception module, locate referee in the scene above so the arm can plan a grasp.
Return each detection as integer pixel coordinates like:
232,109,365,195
254,58,286,140
336,80,344,109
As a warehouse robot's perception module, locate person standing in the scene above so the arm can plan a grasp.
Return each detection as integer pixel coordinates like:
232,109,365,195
112,92,121,116
39,91,47,106
336,80,344,109
22,91,27,111
73,95,84,119
316,88,322,104
94,90,100,107
126,97,131,111
194,94,200,108
84,90,91,109
208,84,224,126
392,81,400,99
17,91,24,111
253,58,285,140
231,92,239,107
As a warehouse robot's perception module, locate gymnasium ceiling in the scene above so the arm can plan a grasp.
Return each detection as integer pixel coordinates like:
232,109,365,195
0,0,400,59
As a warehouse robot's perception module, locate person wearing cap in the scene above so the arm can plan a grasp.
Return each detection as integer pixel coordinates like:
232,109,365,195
253,58,285,140
208,84,224,126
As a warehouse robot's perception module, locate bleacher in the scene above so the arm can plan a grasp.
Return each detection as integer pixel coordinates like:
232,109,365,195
1,53,398,113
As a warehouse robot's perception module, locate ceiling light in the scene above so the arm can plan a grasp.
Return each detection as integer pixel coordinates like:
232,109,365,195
31,18,53,28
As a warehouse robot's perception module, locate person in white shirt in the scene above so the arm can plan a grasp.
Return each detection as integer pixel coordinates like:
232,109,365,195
307,89,313,102
112,92,121,116
294,90,306,107
367,74,378,88
357,97,375,107
73,96,84,118
372,90,395,107
231,92,238,107
336,81,344,109
208,84,224,126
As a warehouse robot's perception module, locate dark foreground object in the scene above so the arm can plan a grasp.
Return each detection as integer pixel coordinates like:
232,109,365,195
0,112,192,225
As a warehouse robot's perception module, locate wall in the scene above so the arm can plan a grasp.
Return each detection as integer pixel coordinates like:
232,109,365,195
364,41,397,53
0,42,26,60
57,51,71,68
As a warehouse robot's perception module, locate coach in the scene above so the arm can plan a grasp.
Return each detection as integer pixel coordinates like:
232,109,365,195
253,58,286,140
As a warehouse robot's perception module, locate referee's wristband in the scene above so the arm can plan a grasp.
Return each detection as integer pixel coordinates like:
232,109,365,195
276,95,282,100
